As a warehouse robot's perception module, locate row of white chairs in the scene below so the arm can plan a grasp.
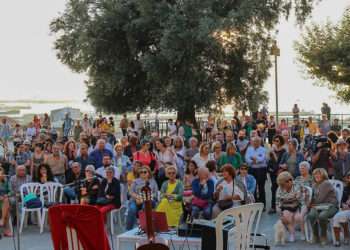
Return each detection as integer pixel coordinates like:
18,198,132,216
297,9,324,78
18,182,127,235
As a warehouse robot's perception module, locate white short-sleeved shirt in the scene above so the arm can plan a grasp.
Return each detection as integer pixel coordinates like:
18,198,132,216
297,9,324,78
217,180,244,201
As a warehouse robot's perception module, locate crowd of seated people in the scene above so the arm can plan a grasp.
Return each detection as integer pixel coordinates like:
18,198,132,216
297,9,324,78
0,111,349,247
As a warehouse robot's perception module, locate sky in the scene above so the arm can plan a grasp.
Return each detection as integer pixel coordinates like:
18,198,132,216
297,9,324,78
0,0,349,113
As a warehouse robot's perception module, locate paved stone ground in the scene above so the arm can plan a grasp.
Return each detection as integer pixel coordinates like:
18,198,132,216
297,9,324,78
0,179,348,250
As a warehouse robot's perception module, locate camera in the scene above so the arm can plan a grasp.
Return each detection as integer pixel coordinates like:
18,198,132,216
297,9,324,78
312,135,331,153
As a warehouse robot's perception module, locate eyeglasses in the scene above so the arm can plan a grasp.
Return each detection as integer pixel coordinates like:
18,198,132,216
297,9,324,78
167,172,176,175
139,171,148,174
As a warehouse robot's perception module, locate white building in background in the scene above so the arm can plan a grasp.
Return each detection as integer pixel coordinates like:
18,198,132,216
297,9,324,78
50,107,81,128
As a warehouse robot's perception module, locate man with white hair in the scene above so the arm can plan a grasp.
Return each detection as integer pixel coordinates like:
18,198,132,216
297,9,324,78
88,139,113,169
9,165,32,195
245,137,267,210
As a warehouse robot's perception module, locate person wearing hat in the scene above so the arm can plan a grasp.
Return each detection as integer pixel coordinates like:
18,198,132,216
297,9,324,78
96,166,121,216
331,138,350,181
80,165,100,205
332,170,350,246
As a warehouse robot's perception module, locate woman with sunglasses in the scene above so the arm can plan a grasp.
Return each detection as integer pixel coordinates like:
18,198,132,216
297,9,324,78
80,165,100,205
276,171,307,242
126,166,158,230
157,164,184,227
192,143,214,168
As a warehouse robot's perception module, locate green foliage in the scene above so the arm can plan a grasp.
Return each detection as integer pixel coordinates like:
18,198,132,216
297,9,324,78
295,7,350,102
51,0,317,119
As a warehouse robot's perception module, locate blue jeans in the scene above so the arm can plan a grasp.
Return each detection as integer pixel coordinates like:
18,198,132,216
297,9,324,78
126,200,156,230
191,204,212,220
64,187,77,200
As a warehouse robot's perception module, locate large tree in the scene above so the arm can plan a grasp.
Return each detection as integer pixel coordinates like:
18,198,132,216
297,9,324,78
295,7,350,102
51,0,318,122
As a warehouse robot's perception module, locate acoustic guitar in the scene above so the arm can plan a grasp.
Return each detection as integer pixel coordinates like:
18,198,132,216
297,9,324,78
136,181,169,250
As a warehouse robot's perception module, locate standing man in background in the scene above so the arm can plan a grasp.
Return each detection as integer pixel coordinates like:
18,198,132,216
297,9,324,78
134,113,144,138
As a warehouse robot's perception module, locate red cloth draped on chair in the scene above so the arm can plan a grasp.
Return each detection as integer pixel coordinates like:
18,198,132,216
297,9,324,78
49,204,110,250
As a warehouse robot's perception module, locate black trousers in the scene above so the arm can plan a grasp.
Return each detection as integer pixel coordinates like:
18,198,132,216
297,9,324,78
269,172,278,209
121,128,127,136
250,168,267,207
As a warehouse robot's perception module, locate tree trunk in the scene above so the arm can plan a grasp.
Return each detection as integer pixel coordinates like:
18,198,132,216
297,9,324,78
177,105,197,127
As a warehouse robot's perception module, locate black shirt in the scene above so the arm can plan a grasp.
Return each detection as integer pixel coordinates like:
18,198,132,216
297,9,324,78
98,178,121,207
82,178,100,205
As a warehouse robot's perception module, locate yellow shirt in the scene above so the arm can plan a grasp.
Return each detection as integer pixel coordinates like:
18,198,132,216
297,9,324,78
309,122,318,135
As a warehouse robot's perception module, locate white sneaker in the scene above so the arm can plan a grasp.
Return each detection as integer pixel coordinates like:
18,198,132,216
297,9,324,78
289,234,295,242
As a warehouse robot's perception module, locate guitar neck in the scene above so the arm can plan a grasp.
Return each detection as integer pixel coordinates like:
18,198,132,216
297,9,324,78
144,199,155,241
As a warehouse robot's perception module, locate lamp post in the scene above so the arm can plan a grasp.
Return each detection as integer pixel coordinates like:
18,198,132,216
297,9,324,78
270,40,280,125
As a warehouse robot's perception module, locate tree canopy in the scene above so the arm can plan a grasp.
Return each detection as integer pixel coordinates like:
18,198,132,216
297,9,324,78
295,7,350,103
51,0,318,122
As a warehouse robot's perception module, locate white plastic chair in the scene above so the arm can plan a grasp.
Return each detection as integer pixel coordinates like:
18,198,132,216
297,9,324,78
303,186,313,242
328,180,344,244
215,203,264,250
19,183,42,233
329,180,344,208
110,183,127,234
40,182,63,233
66,226,84,250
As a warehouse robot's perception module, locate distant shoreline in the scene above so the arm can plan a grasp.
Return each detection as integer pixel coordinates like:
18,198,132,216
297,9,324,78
0,99,77,104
